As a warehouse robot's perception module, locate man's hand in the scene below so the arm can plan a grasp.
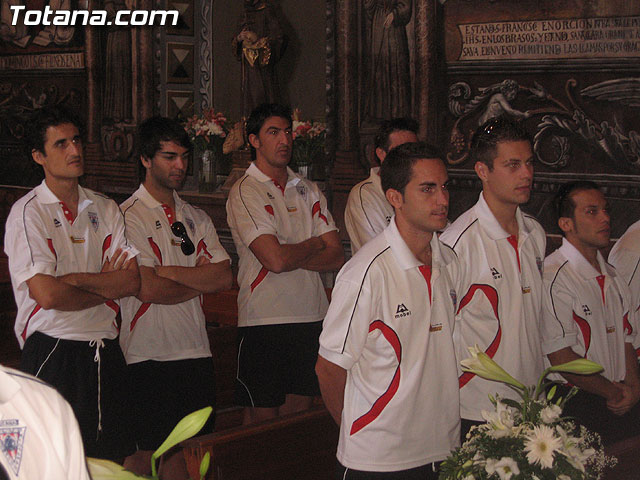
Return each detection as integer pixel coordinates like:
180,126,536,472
101,248,133,272
608,381,640,416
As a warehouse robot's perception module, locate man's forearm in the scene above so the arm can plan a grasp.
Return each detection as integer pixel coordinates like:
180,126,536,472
250,235,325,273
315,355,347,426
27,274,107,311
548,348,622,402
155,260,232,294
60,268,140,300
137,266,200,305
302,231,345,272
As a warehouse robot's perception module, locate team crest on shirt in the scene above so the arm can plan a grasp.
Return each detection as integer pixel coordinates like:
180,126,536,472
88,211,99,231
296,184,307,201
185,218,195,234
450,289,457,309
536,256,543,274
53,218,61,228
0,420,26,476
395,303,411,318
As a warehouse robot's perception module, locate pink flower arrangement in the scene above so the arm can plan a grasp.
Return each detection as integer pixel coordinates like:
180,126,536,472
291,109,326,169
183,108,229,151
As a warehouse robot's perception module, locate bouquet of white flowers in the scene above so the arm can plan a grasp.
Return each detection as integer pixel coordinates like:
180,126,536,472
439,346,618,480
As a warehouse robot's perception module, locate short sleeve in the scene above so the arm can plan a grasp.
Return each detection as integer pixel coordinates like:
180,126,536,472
540,273,579,355
122,205,157,268
308,182,338,238
103,199,139,262
227,180,279,248
196,213,231,265
319,273,374,370
4,203,57,287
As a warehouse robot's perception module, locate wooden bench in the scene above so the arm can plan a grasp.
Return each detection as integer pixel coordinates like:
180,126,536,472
182,406,339,480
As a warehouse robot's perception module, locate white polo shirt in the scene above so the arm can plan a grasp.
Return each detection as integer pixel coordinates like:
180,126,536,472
609,220,640,354
319,219,461,472
440,192,546,421
541,239,636,382
4,180,137,347
226,163,338,327
344,167,393,254
119,185,230,364
0,365,90,480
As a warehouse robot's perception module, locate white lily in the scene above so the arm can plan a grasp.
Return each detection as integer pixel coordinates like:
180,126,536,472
460,345,525,389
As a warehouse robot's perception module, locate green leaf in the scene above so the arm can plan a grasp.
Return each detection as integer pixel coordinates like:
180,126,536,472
151,406,213,473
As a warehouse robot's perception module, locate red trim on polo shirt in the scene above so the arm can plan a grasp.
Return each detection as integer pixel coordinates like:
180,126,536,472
573,310,591,354
312,201,328,225
148,237,162,264
197,239,213,259
59,201,74,223
457,284,502,388
350,320,401,435
21,305,41,341
418,265,432,305
596,275,605,305
251,266,269,292
161,204,176,225
507,235,520,271
272,180,285,195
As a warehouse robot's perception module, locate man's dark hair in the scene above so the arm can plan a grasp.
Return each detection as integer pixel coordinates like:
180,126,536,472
381,142,444,196
137,116,191,180
554,180,601,225
374,117,419,153
470,116,531,170
246,103,292,160
24,105,84,155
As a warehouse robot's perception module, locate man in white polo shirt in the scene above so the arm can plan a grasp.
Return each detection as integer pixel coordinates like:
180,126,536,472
609,218,640,358
120,117,232,476
541,181,640,443
0,363,90,479
317,142,461,479
440,117,546,439
344,118,418,254
4,105,140,460
227,103,344,424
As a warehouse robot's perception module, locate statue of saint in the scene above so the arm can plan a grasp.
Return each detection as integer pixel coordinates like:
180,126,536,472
233,0,286,119
364,0,412,120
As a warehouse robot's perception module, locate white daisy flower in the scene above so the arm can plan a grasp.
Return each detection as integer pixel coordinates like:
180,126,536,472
524,424,562,468
540,403,562,424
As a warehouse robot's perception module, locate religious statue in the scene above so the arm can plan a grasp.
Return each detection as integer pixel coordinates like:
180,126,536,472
103,0,133,123
364,0,412,120
233,0,286,119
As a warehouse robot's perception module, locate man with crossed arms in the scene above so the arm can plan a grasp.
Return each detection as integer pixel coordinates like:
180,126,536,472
120,117,231,477
4,105,139,460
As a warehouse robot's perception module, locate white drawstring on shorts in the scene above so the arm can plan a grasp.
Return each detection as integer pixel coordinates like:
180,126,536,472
89,339,105,440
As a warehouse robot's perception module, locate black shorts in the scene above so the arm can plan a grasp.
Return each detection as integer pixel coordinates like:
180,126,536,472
20,331,135,460
234,321,322,408
128,357,216,450
337,461,441,480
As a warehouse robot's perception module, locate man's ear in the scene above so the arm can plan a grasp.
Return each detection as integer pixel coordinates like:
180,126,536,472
248,133,260,150
558,216,573,235
140,155,151,169
375,147,387,165
474,161,488,182
385,188,403,210
32,149,44,166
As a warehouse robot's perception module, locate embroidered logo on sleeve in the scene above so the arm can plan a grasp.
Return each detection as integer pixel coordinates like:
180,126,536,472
1,421,26,476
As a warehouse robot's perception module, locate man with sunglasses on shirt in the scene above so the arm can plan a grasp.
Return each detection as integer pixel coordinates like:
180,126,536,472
226,103,344,425
440,117,546,440
119,116,232,477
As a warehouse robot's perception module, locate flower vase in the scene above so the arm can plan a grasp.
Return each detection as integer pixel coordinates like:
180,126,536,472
199,148,218,193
